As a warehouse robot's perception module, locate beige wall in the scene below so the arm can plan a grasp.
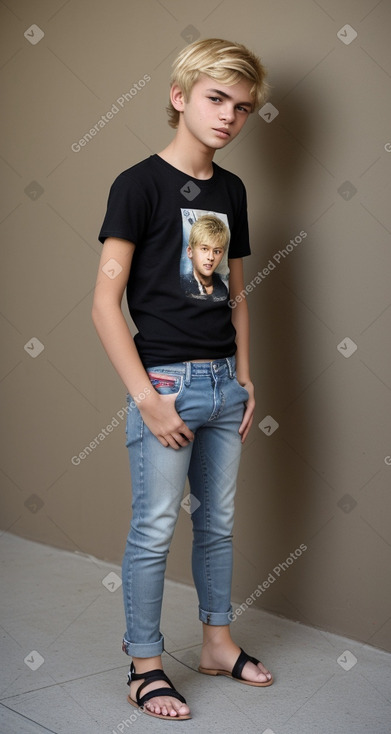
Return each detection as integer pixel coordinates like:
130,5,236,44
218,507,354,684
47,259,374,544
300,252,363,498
1,0,391,653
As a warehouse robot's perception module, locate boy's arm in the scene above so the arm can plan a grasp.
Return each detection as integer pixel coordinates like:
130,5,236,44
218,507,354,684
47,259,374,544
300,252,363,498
229,258,255,442
92,237,193,449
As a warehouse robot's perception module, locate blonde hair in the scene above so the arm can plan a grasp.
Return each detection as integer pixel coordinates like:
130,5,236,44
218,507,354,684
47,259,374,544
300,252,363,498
167,38,269,128
188,215,230,251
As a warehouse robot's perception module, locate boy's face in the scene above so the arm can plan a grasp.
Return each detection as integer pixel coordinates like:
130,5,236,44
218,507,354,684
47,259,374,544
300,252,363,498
187,240,225,283
175,74,254,150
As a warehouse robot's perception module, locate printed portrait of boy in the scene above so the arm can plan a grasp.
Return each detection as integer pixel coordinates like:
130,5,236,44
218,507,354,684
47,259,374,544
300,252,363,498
180,211,230,301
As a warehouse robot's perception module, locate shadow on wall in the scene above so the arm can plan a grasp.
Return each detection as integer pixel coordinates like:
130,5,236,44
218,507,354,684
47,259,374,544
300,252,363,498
237,78,337,629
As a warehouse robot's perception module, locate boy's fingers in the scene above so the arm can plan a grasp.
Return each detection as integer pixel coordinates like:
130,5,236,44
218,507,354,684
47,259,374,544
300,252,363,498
180,424,194,442
239,403,251,430
239,403,254,442
170,424,194,447
157,436,170,448
241,415,253,443
161,430,192,450
173,431,192,448
141,392,194,447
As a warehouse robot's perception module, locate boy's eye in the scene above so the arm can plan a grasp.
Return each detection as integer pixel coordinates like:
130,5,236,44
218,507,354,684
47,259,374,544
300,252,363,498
208,97,249,114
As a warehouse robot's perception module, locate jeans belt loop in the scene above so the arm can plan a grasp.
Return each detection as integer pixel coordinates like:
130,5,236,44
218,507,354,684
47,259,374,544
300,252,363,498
226,356,234,379
184,361,192,386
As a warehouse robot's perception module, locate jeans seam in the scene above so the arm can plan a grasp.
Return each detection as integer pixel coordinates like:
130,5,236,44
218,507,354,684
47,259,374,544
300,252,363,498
209,382,226,422
130,413,145,637
197,435,213,615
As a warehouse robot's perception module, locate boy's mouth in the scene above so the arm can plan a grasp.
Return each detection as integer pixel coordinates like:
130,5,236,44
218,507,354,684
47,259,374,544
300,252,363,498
213,127,230,138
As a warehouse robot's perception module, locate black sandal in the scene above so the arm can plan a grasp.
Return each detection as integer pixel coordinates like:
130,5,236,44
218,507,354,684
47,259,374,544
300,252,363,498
127,662,191,720
198,647,274,687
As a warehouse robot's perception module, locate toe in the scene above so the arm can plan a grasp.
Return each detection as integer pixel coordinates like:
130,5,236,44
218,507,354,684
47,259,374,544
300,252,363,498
146,697,190,718
178,703,190,716
242,660,272,683
257,661,272,681
171,701,190,717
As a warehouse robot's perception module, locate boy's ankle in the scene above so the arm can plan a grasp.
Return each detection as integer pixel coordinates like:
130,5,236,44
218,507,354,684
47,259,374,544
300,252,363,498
131,655,163,673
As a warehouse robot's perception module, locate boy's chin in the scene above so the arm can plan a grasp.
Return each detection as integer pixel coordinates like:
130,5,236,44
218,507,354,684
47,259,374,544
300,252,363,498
198,133,233,151
209,136,232,149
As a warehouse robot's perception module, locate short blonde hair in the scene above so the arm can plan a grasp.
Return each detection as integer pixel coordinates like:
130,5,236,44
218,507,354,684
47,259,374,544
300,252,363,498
167,38,269,128
188,215,230,251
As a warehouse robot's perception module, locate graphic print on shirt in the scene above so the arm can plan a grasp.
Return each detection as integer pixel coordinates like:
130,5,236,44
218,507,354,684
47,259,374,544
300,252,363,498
180,209,230,302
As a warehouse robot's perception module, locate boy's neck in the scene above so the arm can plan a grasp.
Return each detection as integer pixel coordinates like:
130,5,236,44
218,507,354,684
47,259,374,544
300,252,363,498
158,126,215,180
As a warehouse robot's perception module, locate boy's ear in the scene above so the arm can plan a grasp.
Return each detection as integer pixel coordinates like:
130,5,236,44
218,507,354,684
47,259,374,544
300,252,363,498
170,83,186,112
186,245,193,259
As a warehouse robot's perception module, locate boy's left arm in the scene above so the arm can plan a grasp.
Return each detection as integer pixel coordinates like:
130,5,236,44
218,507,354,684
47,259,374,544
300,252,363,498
229,258,255,443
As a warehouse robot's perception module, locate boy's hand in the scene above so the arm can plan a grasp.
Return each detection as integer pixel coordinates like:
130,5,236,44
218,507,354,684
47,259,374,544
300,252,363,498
238,380,255,443
138,392,194,449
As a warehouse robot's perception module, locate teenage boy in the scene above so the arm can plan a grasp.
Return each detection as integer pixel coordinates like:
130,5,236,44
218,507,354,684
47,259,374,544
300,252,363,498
92,37,272,721
182,214,229,300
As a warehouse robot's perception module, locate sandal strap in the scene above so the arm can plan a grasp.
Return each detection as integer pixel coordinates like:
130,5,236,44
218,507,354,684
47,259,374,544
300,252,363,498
127,663,187,706
127,663,172,685
138,686,187,708
232,648,260,680
136,671,174,698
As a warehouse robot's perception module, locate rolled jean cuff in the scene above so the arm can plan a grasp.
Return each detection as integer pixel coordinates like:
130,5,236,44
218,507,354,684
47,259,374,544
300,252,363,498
122,633,164,658
199,606,233,626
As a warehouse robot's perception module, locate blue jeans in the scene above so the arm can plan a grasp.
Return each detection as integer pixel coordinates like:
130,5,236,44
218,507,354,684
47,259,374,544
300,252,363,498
122,356,249,658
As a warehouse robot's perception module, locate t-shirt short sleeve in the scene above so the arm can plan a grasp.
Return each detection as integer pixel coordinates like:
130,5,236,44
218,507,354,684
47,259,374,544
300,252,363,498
227,181,250,259
98,171,151,246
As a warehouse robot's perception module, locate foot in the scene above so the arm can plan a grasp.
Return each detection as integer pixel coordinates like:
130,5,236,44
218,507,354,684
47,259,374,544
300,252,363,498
128,669,191,719
200,638,272,685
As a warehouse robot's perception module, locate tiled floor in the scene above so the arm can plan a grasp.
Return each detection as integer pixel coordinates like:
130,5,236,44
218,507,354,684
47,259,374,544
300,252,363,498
0,532,390,734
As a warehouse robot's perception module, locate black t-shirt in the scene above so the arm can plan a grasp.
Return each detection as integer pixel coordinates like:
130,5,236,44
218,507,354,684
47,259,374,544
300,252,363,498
98,154,250,367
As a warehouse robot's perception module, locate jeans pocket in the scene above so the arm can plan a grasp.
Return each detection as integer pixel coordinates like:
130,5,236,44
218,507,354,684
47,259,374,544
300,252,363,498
233,377,249,402
148,371,184,397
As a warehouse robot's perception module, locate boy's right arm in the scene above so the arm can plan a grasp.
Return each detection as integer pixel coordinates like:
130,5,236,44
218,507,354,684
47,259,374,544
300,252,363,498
91,237,193,449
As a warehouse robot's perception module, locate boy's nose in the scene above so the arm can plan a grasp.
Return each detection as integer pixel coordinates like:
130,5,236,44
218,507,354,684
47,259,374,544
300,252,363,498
219,106,234,123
